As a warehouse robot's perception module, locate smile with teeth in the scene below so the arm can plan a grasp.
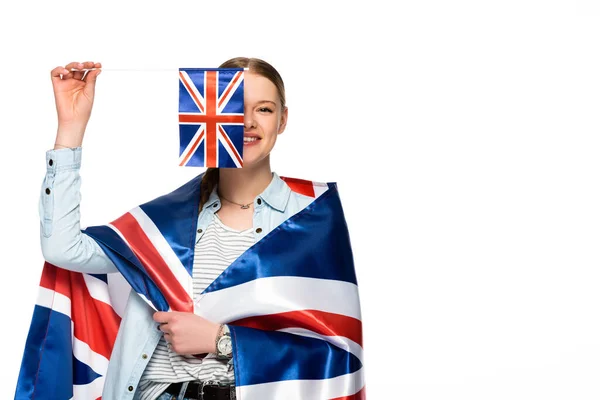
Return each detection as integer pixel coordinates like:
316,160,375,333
244,137,260,143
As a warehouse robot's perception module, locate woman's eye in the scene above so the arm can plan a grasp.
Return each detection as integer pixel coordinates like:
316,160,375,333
258,107,273,113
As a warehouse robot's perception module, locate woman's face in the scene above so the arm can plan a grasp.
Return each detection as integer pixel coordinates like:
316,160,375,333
242,72,287,167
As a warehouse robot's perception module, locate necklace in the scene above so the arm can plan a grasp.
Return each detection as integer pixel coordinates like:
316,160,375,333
218,193,254,209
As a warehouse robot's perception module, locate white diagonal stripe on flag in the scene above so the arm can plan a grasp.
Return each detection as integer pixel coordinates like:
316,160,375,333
217,70,244,113
313,182,329,199
106,223,179,312
178,126,205,166
37,286,71,318
71,375,105,400
128,207,194,297
195,277,361,322
179,70,205,112
73,335,109,378
217,125,242,168
82,274,112,307
276,327,364,363
82,274,130,319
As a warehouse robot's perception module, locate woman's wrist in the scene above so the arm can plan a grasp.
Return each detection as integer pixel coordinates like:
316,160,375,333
54,142,79,150
192,321,221,358
54,139,83,150
56,124,86,148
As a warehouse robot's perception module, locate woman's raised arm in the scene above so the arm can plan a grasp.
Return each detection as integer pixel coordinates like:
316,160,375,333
40,61,117,274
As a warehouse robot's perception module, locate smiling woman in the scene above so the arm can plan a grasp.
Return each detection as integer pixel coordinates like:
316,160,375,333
199,57,290,232
16,57,364,400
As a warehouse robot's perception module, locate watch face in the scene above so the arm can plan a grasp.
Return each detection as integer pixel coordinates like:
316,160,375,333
218,336,232,355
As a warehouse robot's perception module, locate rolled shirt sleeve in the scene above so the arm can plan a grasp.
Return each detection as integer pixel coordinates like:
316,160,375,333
39,147,117,274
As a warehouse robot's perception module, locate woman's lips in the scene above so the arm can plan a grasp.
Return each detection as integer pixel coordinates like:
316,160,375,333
243,134,261,146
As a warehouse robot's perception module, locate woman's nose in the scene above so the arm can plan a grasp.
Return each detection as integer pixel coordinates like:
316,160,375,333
244,113,255,129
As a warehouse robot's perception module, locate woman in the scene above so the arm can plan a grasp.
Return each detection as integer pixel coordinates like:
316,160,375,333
25,57,364,400
40,58,315,400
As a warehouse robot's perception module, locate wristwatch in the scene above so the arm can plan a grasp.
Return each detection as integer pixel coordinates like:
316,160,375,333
215,324,232,359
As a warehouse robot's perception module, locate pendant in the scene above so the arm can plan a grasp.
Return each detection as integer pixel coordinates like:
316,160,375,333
241,205,250,209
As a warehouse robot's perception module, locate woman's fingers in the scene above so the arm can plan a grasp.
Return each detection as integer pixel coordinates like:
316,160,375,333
82,62,102,89
50,65,70,83
50,61,103,84
163,331,173,349
76,61,95,80
72,61,90,80
83,62,102,82
62,61,83,80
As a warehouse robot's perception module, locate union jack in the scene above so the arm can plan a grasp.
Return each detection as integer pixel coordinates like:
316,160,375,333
15,175,365,399
178,68,245,168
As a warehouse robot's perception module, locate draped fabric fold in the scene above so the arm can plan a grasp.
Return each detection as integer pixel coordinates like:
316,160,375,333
15,174,365,400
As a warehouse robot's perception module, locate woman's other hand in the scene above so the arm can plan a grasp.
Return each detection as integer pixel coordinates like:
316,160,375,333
50,61,102,148
154,311,221,355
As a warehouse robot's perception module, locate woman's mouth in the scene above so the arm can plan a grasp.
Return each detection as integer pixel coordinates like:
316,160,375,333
243,136,261,146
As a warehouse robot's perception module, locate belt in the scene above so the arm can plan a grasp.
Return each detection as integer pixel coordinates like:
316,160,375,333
164,381,235,400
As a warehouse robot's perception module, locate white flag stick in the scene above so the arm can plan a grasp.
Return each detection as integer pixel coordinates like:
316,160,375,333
69,68,250,72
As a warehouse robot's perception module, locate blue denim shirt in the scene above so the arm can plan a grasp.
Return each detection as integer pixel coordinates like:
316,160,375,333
39,147,315,400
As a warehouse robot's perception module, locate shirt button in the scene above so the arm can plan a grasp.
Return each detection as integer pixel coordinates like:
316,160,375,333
256,228,262,234
128,386,134,392
257,198,262,205
142,353,148,359
197,228,203,233
45,188,51,195
48,159,53,166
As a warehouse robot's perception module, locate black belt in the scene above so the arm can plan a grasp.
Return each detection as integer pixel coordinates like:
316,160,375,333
164,381,235,400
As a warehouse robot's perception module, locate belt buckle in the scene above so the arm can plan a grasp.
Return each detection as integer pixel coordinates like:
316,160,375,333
199,380,218,400
199,381,235,400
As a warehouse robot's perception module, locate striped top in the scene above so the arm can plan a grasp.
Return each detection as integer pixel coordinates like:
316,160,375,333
138,213,255,400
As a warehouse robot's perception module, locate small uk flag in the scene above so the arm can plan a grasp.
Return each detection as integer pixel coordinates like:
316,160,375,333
178,68,245,168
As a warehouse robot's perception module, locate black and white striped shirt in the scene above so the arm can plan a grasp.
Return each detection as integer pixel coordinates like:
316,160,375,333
138,213,254,400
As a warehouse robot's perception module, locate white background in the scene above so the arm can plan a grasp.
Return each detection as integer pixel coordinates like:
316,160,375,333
1,1,599,399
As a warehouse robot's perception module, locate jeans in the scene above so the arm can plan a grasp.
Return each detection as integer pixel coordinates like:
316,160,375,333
156,382,194,400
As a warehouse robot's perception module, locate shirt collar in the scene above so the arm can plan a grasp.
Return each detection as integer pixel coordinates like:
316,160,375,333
259,172,291,212
203,171,291,213
204,186,221,210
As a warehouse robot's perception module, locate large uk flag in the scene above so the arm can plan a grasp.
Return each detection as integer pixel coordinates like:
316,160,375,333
15,175,365,399
178,68,245,168
15,264,129,399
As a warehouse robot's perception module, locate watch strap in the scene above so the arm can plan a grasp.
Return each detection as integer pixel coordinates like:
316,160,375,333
216,324,232,359
215,324,224,352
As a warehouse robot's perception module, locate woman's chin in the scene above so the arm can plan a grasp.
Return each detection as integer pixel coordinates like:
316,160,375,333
241,156,257,168
241,153,267,169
